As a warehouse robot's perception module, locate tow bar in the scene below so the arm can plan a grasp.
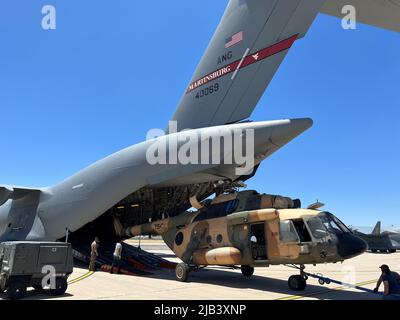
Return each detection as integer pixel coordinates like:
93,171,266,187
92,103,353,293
285,264,378,294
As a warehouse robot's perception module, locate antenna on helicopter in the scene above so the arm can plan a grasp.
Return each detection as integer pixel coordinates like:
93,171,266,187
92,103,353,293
307,200,325,210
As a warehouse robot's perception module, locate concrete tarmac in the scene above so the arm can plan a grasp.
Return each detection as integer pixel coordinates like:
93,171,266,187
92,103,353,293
3,240,400,300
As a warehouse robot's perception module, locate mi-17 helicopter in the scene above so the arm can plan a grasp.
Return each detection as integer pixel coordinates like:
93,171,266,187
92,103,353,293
115,190,367,291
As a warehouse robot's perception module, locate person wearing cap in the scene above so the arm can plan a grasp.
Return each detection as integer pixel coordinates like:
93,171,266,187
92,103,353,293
89,237,100,271
374,265,400,300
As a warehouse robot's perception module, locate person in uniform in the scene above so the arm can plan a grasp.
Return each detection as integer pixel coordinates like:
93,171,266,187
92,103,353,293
89,237,100,271
110,241,123,274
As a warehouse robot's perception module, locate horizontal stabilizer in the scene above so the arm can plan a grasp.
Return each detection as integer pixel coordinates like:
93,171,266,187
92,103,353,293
321,0,400,33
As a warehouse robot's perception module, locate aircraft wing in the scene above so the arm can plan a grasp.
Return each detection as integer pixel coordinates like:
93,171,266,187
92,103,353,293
321,0,400,33
170,0,326,131
0,185,42,207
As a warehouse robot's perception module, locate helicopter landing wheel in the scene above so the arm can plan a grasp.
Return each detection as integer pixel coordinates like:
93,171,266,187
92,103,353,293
288,275,307,291
175,263,190,282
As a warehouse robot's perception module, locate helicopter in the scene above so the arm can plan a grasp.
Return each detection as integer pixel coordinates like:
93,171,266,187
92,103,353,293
115,190,367,291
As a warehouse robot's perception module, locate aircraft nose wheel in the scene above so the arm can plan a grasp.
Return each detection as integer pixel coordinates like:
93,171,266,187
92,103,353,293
288,275,307,291
318,276,331,285
175,263,190,282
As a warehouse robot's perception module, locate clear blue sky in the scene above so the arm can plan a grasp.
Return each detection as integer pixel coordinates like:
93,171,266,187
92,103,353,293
0,1,399,226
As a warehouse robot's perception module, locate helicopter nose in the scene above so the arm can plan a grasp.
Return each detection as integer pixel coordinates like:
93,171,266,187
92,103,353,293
337,233,367,259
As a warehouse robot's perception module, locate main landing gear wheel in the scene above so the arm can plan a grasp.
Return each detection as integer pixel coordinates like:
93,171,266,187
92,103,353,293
175,263,190,282
288,275,307,291
241,265,254,277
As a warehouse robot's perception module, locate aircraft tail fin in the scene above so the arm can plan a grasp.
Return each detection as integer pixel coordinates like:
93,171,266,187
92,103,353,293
170,0,326,132
372,221,381,235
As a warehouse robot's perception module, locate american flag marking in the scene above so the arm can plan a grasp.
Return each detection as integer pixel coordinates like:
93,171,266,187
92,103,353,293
225,31,243,49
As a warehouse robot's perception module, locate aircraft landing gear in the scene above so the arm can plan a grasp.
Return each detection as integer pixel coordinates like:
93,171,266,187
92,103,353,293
241,265,254,277
175,263,190,282
286,264,335,290
287,264,307,291
288,275,307,291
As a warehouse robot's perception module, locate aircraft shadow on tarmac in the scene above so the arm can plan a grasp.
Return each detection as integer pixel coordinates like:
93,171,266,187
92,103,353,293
144,267,378,300
0,290,73,300
0,267,378,300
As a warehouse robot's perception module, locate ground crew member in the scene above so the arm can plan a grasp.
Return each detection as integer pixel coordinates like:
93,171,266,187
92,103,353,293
110,241,123,274
89,237,100,271
374,264,400,300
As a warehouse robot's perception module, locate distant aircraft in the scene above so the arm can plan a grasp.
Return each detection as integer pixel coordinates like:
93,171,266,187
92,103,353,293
352,222,400,253
0,0,398,288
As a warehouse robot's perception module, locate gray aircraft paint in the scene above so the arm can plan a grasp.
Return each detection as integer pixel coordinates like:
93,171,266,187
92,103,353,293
0,119,311,241
352,221,400,252
170,0,326,132
322,0,400,33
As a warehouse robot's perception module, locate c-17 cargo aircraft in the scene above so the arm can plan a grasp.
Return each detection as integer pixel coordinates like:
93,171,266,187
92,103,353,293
0,0,398,290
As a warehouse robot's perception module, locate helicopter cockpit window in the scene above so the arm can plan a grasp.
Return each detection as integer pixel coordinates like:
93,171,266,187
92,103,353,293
331,214,351,233
307,217,329,239
279,221,300,243
293,219,312,242
320,216,341,234
319,213,349,235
